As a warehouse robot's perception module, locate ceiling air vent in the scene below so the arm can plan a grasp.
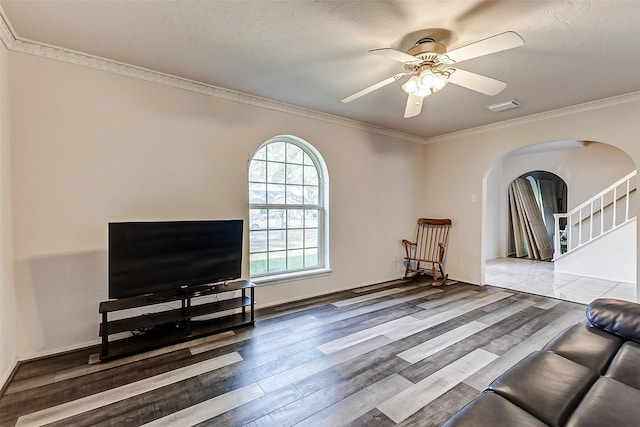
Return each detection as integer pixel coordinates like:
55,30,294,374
487,99,521,112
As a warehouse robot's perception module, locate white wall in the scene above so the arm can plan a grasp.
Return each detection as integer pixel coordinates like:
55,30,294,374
555,219,636,283
424,97,640,286
0,41,16,386
9,46,640,362
483,160,503,261
10,52,426,358
484,142,635,260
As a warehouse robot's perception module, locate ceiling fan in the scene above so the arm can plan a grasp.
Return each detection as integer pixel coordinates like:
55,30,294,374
341,31,525,118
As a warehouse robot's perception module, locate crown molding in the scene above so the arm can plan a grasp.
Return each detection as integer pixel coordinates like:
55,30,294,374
0,8,15,49
424,91,640,144
2,8,639,147
0,8,425,145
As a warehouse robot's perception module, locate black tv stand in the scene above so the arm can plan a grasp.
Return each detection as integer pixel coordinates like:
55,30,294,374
179,283,219,296
98,280,255,361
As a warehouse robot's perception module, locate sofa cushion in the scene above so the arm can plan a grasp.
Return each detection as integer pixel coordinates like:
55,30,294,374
441,392,547,427
587,298,640,343
566,377,640,427
541,323,623,373
605,341,640,390
487,351,598,427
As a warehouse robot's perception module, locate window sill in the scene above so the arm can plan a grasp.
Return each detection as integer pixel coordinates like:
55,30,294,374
250,268,333,286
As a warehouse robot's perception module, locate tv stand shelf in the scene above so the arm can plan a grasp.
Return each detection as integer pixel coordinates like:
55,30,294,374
98,280,255,361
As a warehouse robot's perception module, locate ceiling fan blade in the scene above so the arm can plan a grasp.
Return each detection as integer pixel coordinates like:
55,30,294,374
447,68,507,96
341,72,408,103
404,95,424,118
370,48,421,64
441,31,524,64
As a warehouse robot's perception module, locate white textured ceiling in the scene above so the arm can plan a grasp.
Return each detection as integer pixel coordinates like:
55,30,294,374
2,0,640,139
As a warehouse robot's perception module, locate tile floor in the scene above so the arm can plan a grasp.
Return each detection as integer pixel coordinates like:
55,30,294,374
484,257,638,304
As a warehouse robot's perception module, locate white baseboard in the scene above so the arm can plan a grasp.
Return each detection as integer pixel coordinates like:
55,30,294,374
1,357,18,393
19,339,100,362
254,276,405,310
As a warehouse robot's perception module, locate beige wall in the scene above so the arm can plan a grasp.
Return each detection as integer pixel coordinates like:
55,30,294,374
501,142,635,210
424,98,640,285
10,52,425,358
7,45,640,361
0,41,16,385
485,142,635,259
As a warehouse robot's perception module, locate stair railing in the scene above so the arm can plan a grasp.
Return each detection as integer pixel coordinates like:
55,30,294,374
554,170,637,259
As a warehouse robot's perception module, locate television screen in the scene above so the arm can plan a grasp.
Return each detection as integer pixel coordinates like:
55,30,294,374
109,220,243,299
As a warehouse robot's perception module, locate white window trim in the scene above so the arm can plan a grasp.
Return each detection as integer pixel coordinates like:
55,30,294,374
248,135,330,280
251,268,333,286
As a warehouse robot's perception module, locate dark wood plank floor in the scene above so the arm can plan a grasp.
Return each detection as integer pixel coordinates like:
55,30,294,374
0,279,587,426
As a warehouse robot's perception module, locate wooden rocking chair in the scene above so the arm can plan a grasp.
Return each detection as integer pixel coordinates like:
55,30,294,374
402,218,452,285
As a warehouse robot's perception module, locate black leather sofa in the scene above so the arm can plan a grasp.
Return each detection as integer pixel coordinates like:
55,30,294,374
442,298,640,427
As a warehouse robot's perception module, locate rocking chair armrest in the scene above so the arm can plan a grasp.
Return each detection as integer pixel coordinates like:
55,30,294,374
402,239,417,259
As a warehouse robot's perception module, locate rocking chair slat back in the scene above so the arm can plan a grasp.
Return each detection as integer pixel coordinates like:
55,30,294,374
402,218,452,285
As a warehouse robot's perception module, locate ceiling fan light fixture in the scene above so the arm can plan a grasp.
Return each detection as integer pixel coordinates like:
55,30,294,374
343,31,525,118
402,69,449,97
402,76,419,94
433,73,448,90
419,72,435,87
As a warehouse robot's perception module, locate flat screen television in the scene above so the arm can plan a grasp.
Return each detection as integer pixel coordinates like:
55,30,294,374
109,220,243,299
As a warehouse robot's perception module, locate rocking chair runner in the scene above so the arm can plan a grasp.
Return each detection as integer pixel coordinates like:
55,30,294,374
402,218,452,285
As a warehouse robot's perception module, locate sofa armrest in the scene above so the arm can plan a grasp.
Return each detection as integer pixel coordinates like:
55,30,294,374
587,298,640,343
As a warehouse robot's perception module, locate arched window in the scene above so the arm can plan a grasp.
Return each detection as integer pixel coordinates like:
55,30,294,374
248,135,329,279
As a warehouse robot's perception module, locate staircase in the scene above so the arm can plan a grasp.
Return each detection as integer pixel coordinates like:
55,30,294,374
553,170,637,283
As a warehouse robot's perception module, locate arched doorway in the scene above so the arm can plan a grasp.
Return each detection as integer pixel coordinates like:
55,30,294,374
507,170,567,260
482,140,637,303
